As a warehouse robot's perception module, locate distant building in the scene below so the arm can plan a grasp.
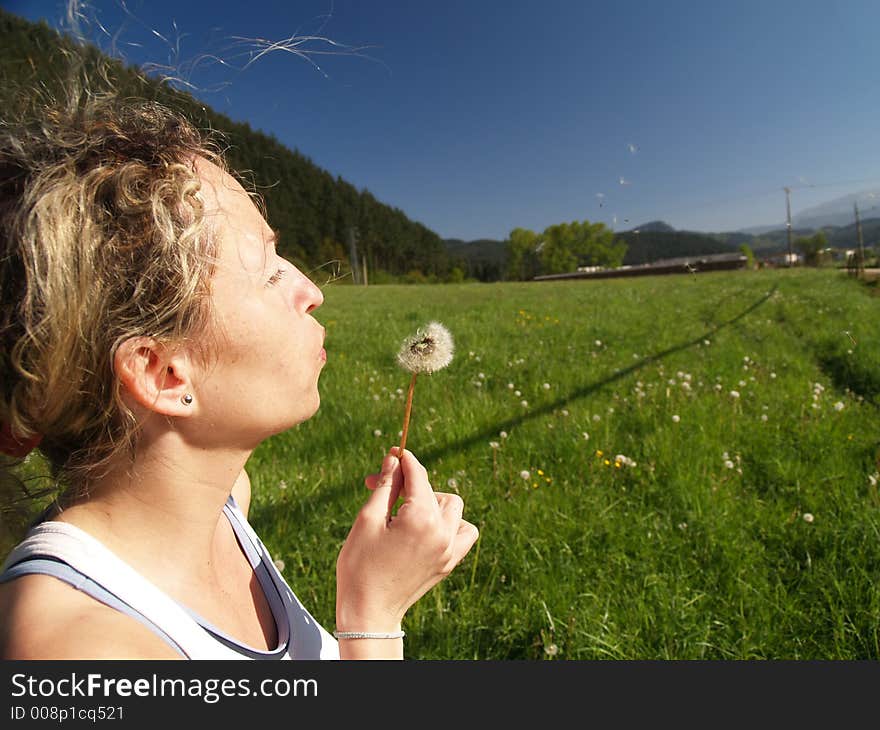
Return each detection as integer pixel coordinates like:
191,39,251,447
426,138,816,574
535,252,748,281
763,252,801,266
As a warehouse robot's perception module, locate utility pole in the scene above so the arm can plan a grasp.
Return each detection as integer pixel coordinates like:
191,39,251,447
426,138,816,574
347,227,361,284
784,186,794,267
854,201,865,278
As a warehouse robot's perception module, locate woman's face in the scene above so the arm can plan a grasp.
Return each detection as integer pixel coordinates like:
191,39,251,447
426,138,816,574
188,157,326,448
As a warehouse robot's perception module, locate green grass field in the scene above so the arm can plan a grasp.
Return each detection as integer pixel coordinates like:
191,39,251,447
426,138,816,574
245,267,880,659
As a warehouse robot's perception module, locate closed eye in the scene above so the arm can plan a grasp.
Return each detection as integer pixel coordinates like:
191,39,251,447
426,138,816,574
267,268,286,286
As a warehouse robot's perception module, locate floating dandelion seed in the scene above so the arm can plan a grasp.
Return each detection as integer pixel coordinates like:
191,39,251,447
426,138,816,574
396,321,454,453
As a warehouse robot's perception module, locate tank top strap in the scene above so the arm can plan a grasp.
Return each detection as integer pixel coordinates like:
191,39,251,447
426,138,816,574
0,522,247,660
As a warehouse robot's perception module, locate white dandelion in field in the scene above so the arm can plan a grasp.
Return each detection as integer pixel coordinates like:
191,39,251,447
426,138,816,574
278,479,288,490
761,414,768,422
582,432,590,440
770,372,777,379
273,559,286,572
507,382,515,389
868,473,878,487
592,414,601,422
703,339,711,346
672,415,680,423
447,478,458,489
595,339,602,347
520,400,529,408
560,409,569,417
724,460,735,469
543,383,551,390
499,431,508,439
520,470,531,480
802,513,814,524
833,401,845,411
489,441,501,450
373,429,382,437
396,322,454,452
730,390,741,399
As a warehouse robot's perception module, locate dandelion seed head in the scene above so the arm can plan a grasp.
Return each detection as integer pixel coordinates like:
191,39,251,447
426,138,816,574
802,513,814,523
396,321,454,374
672,414,680,423
520,470,531,480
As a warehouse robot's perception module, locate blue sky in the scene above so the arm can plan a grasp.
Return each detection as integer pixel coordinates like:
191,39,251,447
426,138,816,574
6,0,880,240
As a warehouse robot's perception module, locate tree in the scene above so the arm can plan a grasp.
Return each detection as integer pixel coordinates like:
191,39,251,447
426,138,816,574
505,228,541,280
795,231,828,267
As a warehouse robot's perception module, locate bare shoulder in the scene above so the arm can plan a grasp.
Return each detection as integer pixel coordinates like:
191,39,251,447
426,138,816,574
0,574,181,659
231,467,252,518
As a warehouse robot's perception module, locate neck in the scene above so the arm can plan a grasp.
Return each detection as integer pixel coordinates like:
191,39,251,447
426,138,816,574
56,435,251,587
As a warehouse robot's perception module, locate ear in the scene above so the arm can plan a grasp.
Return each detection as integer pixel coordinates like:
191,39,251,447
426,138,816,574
114,337,196,417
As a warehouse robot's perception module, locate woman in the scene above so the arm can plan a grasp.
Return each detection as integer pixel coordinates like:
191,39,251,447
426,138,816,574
0,94,478,659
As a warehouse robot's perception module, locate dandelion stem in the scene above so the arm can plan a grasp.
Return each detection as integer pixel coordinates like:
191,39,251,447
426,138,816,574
399,372,418,453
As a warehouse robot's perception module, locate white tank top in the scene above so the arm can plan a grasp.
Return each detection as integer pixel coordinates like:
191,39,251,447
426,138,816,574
0,497,339,660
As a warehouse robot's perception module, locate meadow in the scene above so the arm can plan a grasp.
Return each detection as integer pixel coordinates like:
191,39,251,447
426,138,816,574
245,267,880,659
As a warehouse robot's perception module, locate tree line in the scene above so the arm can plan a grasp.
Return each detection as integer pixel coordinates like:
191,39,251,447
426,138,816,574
0,9,452,283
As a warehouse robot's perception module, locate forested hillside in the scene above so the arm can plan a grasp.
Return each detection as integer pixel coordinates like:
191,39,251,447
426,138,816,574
0,9,453,282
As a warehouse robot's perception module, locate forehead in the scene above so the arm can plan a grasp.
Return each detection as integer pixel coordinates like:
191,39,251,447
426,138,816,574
194,157,258,225
194,157,271,270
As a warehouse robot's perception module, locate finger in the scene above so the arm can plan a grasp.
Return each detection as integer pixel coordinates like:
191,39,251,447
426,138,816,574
435,492,464,520
361,451,402,520
449,520,480,564
396,449,436,504
364,472,381,490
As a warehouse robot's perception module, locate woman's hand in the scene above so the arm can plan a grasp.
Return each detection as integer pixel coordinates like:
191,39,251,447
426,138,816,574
335,448,479,643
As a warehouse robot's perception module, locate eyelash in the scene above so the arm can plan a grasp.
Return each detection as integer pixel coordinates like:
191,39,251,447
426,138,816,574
267,268,286,286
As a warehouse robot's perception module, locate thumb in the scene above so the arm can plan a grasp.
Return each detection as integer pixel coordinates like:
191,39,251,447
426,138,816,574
362,451,402,519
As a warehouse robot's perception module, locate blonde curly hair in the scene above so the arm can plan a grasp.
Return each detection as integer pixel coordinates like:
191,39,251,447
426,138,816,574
1,90,224,518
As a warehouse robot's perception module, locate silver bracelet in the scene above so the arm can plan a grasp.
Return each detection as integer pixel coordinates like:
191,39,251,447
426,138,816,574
333,630,405,640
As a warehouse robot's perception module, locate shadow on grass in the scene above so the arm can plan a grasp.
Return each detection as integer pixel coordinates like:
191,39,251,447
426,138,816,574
251,283,778,524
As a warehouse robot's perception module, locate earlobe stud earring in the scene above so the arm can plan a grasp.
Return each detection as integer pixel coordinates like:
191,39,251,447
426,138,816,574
181,393,193,405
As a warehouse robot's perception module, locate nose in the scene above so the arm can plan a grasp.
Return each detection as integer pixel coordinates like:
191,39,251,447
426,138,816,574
303,272,324,313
